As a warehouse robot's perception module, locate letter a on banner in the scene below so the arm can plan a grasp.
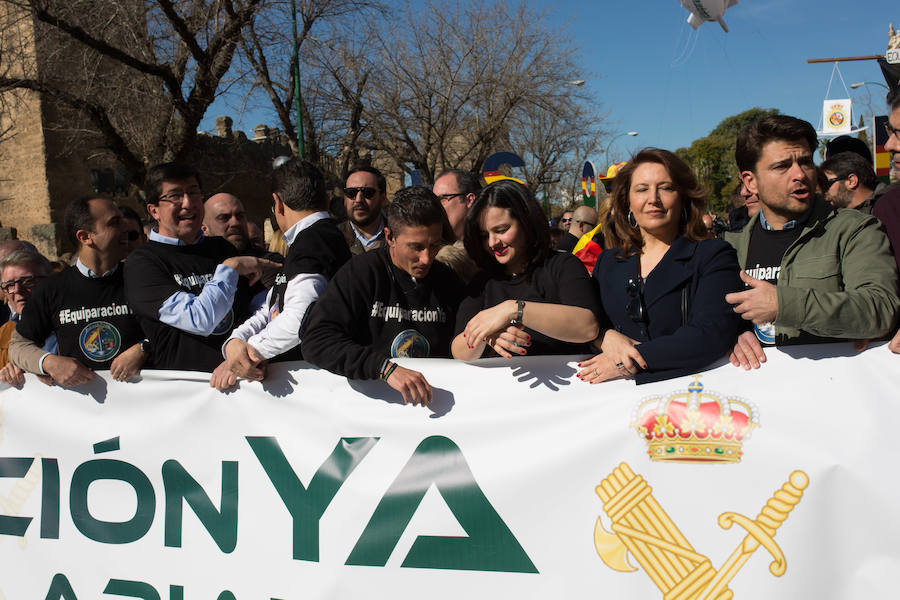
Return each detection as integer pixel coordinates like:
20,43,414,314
346,436,537,573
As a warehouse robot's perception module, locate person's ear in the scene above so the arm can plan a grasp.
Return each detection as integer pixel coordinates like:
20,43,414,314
846,173,859,191
740,170,758,196
385,226,394,245
75,228,92,247
272,193,285,216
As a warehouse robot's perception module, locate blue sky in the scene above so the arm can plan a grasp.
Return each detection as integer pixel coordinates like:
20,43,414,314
203,1,897,168
549,0,897,165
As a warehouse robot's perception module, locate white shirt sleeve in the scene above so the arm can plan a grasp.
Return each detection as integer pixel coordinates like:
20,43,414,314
223,289,274,356
244,273,327,360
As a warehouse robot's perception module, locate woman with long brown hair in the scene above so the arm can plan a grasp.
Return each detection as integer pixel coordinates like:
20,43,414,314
577,148,742,384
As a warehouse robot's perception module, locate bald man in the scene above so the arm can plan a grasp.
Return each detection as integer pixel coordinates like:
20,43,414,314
203,193,283,297
556,205,598,252
203,193,251,251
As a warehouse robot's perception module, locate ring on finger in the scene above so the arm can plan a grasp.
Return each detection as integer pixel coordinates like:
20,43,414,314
593,368,599,377
616,362,625,369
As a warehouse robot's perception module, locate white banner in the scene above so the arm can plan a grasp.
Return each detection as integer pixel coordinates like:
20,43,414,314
1,344,898,599
823,98,852,134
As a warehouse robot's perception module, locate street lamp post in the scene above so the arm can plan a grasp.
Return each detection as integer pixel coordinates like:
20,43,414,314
850,81,889,145
850,81,889,91
290,0,304,158
604,131,639,172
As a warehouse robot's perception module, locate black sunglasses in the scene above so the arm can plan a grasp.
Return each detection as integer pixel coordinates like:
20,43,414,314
625,277,646,323
344,186,377,200
825,176,847,189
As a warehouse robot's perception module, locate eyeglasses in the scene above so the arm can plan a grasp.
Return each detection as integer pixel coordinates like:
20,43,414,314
625,277,646,323
158,188,203,204
559,217,573,225
885,122,900,141
344,186,378,200
437,192,466,202
0,275,44,294
825,176,847,189
576,219,597,229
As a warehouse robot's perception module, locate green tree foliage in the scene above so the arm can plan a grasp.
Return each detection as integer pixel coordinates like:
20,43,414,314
675,107,779,215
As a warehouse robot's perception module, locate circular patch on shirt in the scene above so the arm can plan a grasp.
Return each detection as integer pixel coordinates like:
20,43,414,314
391,329,430,358
212,309,234,336
754,322,776,345
79,321,122,363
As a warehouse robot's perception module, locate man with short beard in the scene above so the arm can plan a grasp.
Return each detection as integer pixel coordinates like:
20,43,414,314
342,166,388,255
820,152,884,214
724,115,899,368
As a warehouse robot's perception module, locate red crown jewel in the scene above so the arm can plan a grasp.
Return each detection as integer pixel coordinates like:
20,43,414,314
632,377,759,463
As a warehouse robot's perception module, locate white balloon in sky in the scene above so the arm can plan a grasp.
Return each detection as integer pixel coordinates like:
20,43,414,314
678,0,738,32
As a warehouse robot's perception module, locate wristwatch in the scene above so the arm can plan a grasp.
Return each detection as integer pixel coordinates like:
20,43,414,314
511,300,525,325
139,338,151,355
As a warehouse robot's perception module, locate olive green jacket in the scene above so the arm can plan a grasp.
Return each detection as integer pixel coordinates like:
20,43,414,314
724,197,900,344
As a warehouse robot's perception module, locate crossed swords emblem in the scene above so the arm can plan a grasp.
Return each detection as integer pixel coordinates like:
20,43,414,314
594,462,808,600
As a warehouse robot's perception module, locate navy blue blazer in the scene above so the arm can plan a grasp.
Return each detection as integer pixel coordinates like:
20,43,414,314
593,237,743,383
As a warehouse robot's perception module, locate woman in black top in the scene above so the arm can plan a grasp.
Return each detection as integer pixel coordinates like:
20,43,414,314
451,180,601,360
576,148,742,384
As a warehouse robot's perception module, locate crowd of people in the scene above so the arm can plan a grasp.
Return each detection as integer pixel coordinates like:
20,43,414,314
3,96,900,406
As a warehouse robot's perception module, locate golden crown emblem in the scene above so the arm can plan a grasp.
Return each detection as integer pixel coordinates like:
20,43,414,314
632,377,759,463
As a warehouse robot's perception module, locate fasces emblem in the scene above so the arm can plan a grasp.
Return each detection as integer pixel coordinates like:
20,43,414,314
594,463,808,599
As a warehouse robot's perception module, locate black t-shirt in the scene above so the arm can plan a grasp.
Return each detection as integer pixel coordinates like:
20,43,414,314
744,219,804,345
16,266,144,369
455,251,603,356
124,237,250,371
302,246,464,379
266,218,351,362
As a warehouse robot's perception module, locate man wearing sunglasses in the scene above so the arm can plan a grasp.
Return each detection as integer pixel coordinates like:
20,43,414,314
556,205,599,253
725,115,899,368
433,169,481,282
820,152,886,214
119,205,147,257
124,163,279,372
342,166,388,255
6,197,147,387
